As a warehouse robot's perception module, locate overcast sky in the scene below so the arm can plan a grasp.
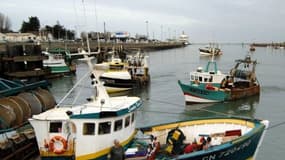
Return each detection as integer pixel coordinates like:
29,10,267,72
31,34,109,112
1,0,285,42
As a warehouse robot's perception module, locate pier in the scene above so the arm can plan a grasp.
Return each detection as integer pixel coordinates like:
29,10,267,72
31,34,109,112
0,41,186,53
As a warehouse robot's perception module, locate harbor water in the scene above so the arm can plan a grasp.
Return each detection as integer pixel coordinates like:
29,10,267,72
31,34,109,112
49,45,285,160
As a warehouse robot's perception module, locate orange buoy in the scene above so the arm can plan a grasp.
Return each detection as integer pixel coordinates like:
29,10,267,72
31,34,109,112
49,136,68,154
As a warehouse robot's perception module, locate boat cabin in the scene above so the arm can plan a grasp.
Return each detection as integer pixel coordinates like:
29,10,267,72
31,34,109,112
30,98,141,159
190,61,226,87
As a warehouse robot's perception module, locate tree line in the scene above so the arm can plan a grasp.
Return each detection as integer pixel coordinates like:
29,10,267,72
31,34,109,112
20,17,75,40
0,12,75,40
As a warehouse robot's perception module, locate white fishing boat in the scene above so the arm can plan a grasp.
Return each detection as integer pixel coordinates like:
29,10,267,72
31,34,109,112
43,50,71,74
199,44,222,56
179,31,190,45
29,49,143,159
99,55,134,93
99,51,149,93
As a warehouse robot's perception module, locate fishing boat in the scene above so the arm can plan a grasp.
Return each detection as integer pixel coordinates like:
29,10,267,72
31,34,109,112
43,48,76,75
178,56,227,103
98,51,149,93
29,51,143,159
178,55,260,104
199,45,222,56
179,31,190,45
98,55,135,93
132,117,269,160
249,45,255,52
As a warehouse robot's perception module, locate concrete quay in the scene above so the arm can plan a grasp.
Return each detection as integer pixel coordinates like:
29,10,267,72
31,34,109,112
0,41,186,53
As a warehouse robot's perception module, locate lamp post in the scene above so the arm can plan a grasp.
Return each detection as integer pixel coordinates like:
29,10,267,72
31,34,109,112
145,21,149,39
160,25,163,41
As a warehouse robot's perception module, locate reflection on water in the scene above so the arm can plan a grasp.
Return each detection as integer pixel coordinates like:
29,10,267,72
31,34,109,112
199,54,222,62
184,94,260,118
47,45,285,160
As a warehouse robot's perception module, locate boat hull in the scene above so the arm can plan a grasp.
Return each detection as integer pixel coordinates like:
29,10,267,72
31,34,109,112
49,65,70,74
230,85,260,100
199,48,222,56
40,131,136,160
178,80,227,104
100,77,136,93
177,128,263,160
178,80,260,103
138,118,268,160
105,86,132,93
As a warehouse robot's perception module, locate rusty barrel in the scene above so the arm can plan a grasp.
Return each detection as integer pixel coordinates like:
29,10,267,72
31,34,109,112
0,98,24,126
9,96,32,122
33,88,56,111
18,92,43,115
0,104,16,129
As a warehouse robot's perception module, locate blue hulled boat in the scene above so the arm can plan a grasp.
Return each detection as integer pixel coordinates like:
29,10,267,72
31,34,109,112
130,117,269,160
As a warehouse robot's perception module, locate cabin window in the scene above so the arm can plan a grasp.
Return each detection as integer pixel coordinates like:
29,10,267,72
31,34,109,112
204,78,208,82
49,122,62,133
191,75,194,80
83,123,95,135
114,119,123,132
131,113,135,123
125,116,130,128
209,76,213,82
98,122,111,135
199,77,202,82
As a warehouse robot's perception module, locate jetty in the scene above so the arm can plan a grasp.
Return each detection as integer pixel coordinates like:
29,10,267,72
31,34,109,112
0,41,186,53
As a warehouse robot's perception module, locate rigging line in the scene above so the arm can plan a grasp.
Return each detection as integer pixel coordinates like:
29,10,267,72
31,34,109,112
197,108,235,117
142,98,240,117
82,0,87,26
267,121,285,130
137,109,182,116
73,0,79,36
55,71,90,107
71,83,84,105
93,0,98,31
144,98,185,108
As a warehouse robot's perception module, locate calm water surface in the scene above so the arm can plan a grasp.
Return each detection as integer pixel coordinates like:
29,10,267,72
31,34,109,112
49,45,285,160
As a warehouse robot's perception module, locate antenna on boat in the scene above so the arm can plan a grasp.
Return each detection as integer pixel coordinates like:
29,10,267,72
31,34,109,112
210,52,215,62
80,0,110,107
93,0,101,52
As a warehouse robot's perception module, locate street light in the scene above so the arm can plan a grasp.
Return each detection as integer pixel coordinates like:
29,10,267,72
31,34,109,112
145,21,149,39
160,25,163,41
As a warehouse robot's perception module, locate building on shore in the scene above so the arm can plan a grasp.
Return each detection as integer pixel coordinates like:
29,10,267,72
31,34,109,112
4,33,38,42
0,33,7,42
179,31,190,45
